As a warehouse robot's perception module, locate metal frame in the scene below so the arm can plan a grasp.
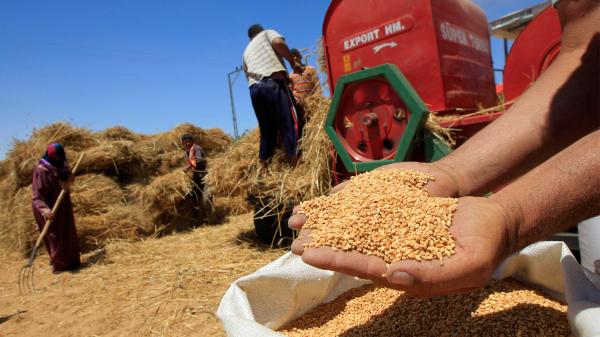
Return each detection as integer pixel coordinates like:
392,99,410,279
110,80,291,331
325,64,431,172
227,66,243,139
423,131,452,162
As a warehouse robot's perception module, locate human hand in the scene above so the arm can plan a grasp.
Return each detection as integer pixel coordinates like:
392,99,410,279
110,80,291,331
59,176,74,190
378,161,461,197
290,195,510,298
292,61,304,74
42,209,54,222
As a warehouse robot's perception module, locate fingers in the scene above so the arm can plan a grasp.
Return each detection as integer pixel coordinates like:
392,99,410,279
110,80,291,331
292,205,301,215
43,211,54,222
297,241,491,298
298,245,489,297
288,179,347,231
291,229,312,255
302,247,388,282
288,214,306,230
383,251,491,297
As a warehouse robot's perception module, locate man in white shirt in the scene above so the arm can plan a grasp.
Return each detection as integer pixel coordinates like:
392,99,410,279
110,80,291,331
243,24,303,172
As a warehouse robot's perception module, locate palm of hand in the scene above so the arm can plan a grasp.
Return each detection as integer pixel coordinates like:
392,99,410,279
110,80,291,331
290,163,509,298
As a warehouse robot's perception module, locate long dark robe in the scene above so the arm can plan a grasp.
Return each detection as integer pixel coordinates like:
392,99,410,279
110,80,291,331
31,160,80,271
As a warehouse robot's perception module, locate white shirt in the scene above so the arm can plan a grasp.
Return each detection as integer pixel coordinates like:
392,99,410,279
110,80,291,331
243,30,286,86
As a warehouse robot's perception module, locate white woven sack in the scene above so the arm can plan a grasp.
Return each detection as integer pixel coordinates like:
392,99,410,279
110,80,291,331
217,241,600,337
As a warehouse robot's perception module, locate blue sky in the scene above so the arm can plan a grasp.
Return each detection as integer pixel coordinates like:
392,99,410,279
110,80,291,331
0,0,547,159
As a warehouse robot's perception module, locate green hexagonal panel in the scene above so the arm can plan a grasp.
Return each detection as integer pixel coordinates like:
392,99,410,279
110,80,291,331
325,64,431,173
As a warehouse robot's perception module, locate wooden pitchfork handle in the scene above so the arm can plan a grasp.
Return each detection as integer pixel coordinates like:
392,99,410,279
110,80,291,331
26,153,86,266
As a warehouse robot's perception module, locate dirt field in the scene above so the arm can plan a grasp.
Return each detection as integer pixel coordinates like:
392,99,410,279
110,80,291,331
0,213,284,337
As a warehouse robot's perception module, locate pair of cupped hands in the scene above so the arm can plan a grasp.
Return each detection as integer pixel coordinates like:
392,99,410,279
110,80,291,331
288,162,513,298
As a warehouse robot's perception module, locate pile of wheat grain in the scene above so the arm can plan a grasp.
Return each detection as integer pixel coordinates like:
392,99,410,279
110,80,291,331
281,279,569,337
300,169,458,263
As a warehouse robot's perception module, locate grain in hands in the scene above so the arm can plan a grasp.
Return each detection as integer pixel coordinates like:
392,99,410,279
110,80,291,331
300,169,457,263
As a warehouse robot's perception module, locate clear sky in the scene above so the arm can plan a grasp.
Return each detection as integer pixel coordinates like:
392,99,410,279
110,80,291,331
0,0,548,159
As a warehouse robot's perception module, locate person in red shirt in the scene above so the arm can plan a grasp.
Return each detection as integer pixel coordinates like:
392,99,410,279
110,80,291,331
181,134,212,221
288,48,321,105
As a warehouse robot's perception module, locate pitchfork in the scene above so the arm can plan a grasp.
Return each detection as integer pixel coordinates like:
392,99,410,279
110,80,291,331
18,153,86,295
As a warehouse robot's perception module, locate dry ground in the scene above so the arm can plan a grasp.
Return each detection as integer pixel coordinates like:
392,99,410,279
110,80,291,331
0,213,284,337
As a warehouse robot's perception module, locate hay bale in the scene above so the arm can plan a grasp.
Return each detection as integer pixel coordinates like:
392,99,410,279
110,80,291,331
76,205,154,251
77,141,141,175
95,126,141,142
5,122,230,189
206,93,333,211
204,129,260,199
125,125,230,178
138,170,194,214
70,174,125,215
0,121,231,255
0,162,17,201
0,159,9,178
157,150,187,176
0,186,37,254
214,196,252,216
8,123,97,188
286,93,334,200
141,123,231,157
0,172,17,199
203,128,232,155
69,174,154,252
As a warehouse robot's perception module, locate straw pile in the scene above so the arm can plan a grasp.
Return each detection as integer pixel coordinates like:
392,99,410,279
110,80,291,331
0,122,231,255
0,213,284,337
205,93,334,219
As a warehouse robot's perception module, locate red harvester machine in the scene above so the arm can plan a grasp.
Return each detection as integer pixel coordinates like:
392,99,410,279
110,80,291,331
321,0,561,183
320,0,575,252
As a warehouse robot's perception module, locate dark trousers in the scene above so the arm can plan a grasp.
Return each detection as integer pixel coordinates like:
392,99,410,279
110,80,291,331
249,78,299,161
192,171,213,221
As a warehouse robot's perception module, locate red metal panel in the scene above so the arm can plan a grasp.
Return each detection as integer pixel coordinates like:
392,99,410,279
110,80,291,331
503,7,561,102
323,0,444,110
431,0,496,110
322,0,496,112
322,0,501,179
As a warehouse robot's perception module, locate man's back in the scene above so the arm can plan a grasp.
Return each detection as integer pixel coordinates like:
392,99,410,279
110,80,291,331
243,30,286,86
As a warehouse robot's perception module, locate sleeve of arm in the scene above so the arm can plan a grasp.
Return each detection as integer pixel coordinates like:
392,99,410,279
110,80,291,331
243,60,249,81
32,168,51,213
265,29,283,43
188,149,197,169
